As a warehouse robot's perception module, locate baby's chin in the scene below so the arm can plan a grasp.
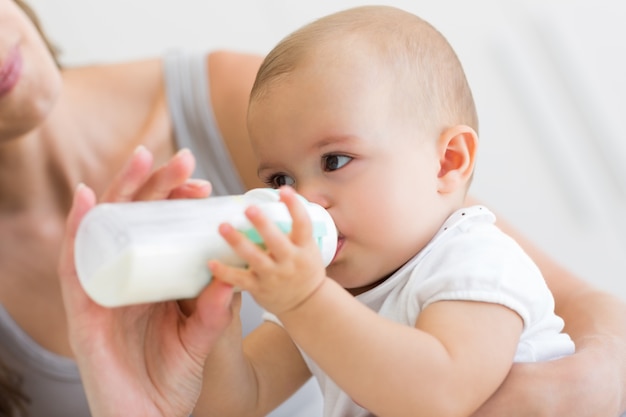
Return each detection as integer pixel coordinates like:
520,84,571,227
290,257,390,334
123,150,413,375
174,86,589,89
327,266,386,296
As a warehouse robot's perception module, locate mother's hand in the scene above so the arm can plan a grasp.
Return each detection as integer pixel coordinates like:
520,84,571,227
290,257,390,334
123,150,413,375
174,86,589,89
58,147,236,417
472,337,625,417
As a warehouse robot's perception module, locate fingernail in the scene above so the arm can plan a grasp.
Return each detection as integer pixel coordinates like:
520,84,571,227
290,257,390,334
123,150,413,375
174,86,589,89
176,147,191,157
134,144,148,154
187,178,210,186
186,179,211,191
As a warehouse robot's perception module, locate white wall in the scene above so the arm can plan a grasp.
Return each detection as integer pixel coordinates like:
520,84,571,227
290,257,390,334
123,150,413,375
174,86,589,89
28,0,626,299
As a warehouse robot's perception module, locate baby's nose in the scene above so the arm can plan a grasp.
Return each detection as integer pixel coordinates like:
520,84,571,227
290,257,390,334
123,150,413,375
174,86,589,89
297,184,331,209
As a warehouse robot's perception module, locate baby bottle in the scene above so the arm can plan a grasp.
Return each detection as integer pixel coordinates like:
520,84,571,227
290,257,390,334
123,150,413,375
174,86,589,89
74,188,337,307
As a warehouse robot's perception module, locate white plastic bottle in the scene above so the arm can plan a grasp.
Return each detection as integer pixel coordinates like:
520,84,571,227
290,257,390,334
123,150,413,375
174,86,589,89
74,188,337,307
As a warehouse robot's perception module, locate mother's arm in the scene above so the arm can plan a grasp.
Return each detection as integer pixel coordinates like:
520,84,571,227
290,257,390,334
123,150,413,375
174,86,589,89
59,148,236,417
471,198,626,417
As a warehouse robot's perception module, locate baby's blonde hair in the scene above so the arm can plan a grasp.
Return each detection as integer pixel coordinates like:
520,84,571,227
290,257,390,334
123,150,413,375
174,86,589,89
250,5,478,137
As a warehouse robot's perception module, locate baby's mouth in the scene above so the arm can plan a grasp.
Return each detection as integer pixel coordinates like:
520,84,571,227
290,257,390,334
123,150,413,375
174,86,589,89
331,234,345,263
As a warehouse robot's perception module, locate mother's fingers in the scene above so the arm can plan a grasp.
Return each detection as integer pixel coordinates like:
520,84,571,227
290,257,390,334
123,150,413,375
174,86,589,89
133,148,197,201
58,184,97,311
100,147,200,203
100,145,155,203
167,179,212,200
180,280,238,360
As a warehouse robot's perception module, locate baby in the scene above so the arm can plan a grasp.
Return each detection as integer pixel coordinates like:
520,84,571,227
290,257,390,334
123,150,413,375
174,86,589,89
197,5,575,417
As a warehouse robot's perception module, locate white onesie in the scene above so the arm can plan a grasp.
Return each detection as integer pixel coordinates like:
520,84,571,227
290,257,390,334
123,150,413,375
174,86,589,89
265,205,575,417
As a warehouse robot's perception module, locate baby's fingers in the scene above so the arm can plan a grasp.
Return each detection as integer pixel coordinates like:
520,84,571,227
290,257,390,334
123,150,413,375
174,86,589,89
217,222,272,271
242,205,295,261
207,260,253,292
279,187,313,246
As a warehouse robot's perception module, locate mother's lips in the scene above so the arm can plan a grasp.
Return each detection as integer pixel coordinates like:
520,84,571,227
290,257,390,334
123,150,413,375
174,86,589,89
0,45,23,98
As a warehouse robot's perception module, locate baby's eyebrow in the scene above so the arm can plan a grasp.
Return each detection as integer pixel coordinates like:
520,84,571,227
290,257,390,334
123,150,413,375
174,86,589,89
315,134,360,150
257,162,282,178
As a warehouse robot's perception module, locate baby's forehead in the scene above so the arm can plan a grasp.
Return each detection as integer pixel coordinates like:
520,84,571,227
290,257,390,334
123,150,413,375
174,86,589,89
304,34,384,64
290,40,396,88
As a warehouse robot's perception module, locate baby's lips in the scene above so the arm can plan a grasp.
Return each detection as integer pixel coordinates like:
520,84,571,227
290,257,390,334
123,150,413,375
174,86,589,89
330,234,345,263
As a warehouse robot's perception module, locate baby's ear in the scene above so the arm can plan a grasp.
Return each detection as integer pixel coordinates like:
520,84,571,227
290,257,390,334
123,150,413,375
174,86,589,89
436,125,478,194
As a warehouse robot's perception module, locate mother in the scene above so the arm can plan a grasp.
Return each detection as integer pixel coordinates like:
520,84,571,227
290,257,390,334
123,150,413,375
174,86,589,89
1,1,625,416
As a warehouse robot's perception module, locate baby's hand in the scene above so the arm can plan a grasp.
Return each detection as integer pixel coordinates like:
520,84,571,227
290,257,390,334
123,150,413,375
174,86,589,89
209,186,327,315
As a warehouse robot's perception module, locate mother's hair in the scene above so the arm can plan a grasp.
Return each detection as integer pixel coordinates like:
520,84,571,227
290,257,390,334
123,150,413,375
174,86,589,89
14,0,62,68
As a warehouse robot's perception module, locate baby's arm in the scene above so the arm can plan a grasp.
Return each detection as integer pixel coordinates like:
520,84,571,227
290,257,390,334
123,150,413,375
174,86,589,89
193,296,312,417
471,207,626,417
211,187,524,417
283,279,522,417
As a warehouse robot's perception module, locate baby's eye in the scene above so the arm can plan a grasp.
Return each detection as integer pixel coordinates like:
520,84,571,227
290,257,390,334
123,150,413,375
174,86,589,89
323,155,352,172
265,174,295,188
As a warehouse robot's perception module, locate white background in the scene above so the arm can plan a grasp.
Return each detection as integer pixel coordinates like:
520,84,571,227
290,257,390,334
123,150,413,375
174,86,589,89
28,0,626,299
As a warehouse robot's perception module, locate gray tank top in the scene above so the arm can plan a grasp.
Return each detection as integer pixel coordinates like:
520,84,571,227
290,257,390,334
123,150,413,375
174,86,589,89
0,304,88,417
163,50,245,196
0,51,322,417
164,50,323,417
